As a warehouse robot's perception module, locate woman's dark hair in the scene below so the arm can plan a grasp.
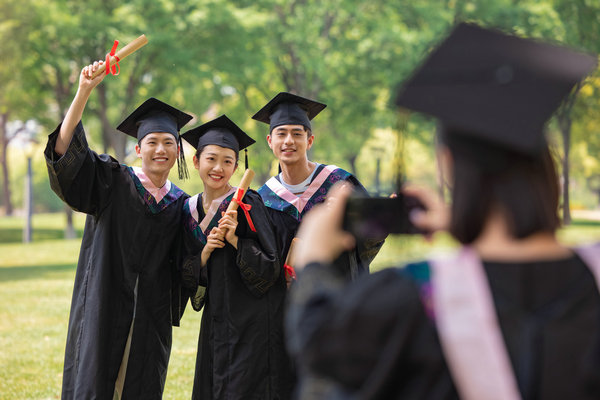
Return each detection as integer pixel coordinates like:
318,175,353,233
195,144,239,164
441,128,560,244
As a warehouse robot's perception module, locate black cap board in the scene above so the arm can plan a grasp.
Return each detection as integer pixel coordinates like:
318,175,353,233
395,23,598,156
182,115,255,169
252,92,327,132
117,97,194,180
117,97,193,141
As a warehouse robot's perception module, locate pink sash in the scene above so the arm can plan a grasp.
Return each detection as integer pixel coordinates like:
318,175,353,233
574,242,600,289
197,187,237,233
429,243,600,400
264,165,340,214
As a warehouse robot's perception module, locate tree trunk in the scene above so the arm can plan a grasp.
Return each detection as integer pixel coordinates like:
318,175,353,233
0,112,14,216
556,85,580,226
561,126,571,225
64,206,76,239
54,65,77,238
348,154,358,178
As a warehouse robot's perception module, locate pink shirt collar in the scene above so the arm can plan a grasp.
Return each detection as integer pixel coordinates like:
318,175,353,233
131,166,172,203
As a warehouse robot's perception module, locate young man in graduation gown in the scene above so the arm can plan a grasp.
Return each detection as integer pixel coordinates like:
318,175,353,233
253,92,384,282
284,24,600,400
44,60,192,399
179,116,293,399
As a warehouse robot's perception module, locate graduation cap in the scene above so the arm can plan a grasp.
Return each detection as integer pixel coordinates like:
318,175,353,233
117,97,194,179
395,23,597,160
117,97,193,141
252,92,327,132
182,114,256,169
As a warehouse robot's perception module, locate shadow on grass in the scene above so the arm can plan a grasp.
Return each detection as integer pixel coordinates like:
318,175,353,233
0,264,75,282
0,228,83,244
570,219,600,228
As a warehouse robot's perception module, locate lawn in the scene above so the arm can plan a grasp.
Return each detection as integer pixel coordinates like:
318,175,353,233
1,212,600,399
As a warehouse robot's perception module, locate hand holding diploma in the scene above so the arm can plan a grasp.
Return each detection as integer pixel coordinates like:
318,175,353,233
56,35,148,155
90,35,149,79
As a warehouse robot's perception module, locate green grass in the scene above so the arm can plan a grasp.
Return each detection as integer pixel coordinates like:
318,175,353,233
0,213,204,399
2,211,600,399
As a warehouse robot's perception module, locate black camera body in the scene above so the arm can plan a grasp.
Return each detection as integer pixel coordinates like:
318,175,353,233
342,193,425,238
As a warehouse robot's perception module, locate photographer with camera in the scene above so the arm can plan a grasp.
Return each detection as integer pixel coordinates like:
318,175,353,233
285,23,600,400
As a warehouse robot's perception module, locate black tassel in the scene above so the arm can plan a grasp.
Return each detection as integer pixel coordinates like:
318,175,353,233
177,135,189,180
245,148,249,170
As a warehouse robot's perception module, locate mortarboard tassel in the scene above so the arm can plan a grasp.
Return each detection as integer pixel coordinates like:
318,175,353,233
177,135,189,180
245,148,249,170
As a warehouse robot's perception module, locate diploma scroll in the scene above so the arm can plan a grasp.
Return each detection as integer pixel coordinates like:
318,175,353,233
222,168,256,234
90,34,149,79
226,169,255,213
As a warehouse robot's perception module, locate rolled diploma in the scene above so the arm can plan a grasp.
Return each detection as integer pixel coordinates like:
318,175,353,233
220,168,255,236
226,169,255,213
91,34,149,78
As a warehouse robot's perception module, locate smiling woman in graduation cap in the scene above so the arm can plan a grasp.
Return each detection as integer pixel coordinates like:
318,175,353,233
44,61,193,399
180,115,293,400
284,23,600,400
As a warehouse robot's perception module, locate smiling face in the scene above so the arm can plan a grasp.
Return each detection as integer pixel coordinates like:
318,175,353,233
135,132,179,178
194,144,238,194
267,124,314,166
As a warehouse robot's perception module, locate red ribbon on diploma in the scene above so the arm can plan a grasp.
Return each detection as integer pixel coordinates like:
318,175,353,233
232,188,256,232
284,264,297,281
105,40,121,76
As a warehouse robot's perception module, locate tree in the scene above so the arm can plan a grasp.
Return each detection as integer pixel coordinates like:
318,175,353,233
0,0,33,215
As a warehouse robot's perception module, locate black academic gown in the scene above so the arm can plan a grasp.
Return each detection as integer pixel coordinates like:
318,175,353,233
182,190,293,400
258,164,384,280
286,255,600,400
45,122,188,400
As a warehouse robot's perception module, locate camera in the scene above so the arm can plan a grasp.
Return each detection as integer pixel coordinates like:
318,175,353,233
342,193,425,238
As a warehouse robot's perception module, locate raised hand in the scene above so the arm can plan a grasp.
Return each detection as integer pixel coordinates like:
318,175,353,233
79,60,107,93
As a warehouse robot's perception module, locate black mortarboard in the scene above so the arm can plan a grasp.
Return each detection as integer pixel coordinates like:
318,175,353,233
182,115,255,169
117,97,193,141
395,23,597,157
252,92,327,132
117,97,194,179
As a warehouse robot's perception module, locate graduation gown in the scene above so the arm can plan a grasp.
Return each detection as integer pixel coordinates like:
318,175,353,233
286,249,600,399
45,122,188,400
258,164,384,280
181,189,293,399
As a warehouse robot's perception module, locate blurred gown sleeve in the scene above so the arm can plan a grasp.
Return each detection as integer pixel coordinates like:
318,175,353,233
44,121,117,216
181,235,208,312
286,262,449,396
235,191,282,298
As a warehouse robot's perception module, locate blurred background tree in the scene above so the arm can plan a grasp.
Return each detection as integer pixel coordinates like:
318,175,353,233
1,0,600,230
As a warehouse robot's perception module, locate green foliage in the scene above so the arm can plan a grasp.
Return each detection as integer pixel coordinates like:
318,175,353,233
3,0,600,211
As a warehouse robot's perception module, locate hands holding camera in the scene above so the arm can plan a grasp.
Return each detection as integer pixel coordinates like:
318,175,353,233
292,183,450,272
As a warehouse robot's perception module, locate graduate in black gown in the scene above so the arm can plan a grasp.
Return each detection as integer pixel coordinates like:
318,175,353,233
180,115,293,399
44,60,192,399
252,92,384,283
285,23,600,400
